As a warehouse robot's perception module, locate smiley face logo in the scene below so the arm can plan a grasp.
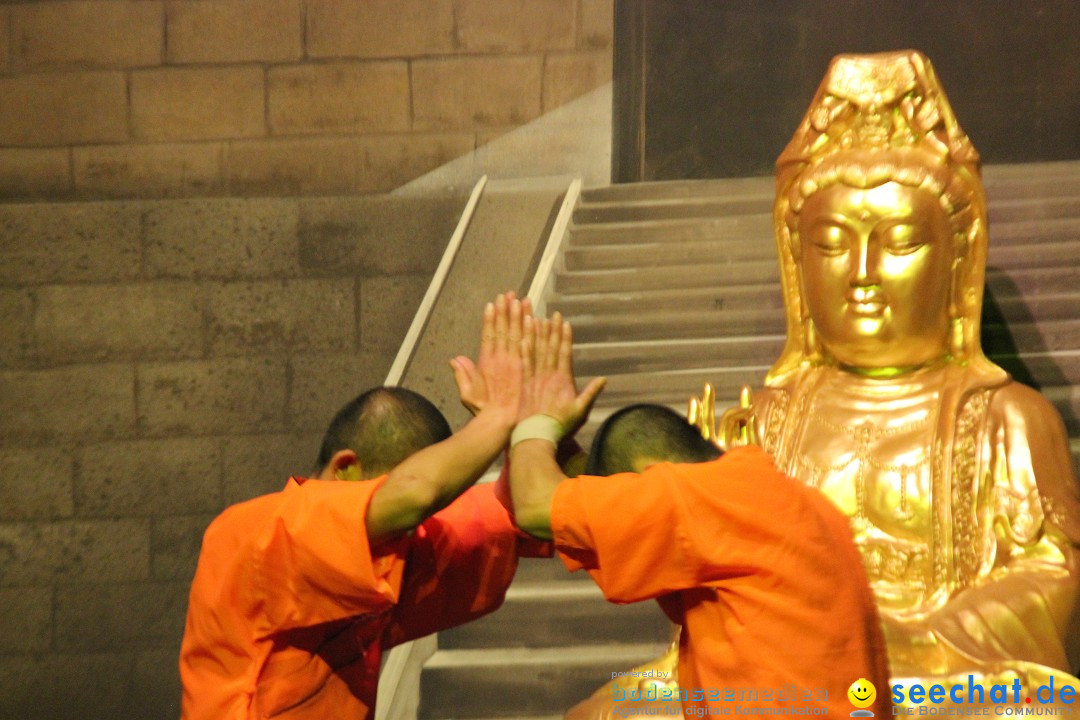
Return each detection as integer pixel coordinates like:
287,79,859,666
848,678,877,716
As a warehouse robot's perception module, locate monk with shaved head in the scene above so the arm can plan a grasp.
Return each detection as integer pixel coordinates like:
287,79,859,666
180,292,541,720
509,315,889,719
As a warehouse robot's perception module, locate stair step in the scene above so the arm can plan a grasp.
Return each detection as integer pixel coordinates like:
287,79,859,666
573,196,772,224
574,336,787,374
562,237,1079,272
555,260,781,294
576,161,1080,206
568,214,773,246
992,350,1080,389
568,297,1080,345
988,196,1080,224
572,328,1080,382
513,556,593,584
418,643,670,719
982,159,1080,185
580,177,772,203
572,181,1080,227
555,263,1077,296
567,214,1080,250
438,582,672,651
990,217,1080,245
553,284,785,315
553,286,1078,325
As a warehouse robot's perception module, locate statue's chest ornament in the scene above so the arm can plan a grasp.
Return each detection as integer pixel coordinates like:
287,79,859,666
795,393,936,534
791,396,941,591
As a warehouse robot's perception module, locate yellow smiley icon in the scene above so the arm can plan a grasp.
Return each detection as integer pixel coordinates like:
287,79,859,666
848,678,877,709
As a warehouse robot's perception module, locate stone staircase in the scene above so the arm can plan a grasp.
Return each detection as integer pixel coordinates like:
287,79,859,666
416,161,1080,720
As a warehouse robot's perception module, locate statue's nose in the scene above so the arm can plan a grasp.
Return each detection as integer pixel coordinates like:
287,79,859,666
849,234,881,286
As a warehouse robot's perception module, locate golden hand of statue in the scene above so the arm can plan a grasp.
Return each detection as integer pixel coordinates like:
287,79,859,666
687,383,757,451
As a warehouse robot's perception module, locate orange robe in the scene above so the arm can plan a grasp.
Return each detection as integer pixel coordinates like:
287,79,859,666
551,445,891,716
179,476,536,720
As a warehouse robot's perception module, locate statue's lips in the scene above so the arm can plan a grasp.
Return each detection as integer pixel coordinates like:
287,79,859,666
846,288,886,317
846,300,887,317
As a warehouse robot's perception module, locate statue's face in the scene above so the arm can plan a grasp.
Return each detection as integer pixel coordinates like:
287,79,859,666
797,181,954,371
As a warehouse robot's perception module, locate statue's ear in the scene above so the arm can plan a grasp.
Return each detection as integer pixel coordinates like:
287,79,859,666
950,220,979,317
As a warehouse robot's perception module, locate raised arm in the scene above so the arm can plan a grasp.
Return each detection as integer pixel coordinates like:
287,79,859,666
510,313,605,539
365,292,525,544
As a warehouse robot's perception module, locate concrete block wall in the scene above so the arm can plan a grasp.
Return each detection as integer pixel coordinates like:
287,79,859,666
0,192,467,719
0,0,614,201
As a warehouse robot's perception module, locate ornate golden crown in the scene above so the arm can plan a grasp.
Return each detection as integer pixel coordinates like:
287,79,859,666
776,50,980,183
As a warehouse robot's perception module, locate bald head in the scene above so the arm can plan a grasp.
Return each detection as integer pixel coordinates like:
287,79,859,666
585,404,721,476
316,387,452,479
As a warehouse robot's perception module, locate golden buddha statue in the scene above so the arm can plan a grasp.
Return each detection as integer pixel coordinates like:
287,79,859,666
569,50,1080,719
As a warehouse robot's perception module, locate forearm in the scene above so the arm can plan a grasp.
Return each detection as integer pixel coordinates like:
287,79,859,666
509,438,567,540
557,436,587,477
367,408,514,543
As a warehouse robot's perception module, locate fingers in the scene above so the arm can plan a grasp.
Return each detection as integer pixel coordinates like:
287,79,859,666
494,293,509,354
508,296,523,349
521,315,535,372
557,320,573,376
576,377,607,417
543,312,562,373
449,357,467,386
535,317,550,370
739,384,753,409
480,301,495,361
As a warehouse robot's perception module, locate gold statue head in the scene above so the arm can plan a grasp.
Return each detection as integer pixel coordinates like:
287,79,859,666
769,50,1002,383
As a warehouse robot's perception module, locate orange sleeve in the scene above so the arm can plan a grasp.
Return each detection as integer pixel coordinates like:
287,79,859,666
380,482,522,648
252,477,406,635
550,446,785,604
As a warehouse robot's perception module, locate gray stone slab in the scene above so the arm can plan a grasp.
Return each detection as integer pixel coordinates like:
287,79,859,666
137,358,287,436
0,518,149,585
297,195,462,277
151,513,217,581
0,447,74,521
0,651,133,720
0,287,34,367
206,278,355,356
0,586,51,653
287,352,390,433
143,198,301,279
35,281,204,363
77,437,222,517
359,273,430,350
54,581,189,651
221,432,322,505
0,363,136,444
0,201,142,285
126,647,183,720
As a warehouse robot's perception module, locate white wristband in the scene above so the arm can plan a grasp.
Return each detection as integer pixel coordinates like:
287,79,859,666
511,414,564,448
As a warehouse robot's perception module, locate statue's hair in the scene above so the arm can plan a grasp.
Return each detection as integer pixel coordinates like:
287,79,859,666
585,404,722,477
316,386,451,478
781,148,978,252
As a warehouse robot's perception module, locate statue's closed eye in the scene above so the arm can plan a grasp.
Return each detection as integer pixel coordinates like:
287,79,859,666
811,223,850,255
881,223,927,255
